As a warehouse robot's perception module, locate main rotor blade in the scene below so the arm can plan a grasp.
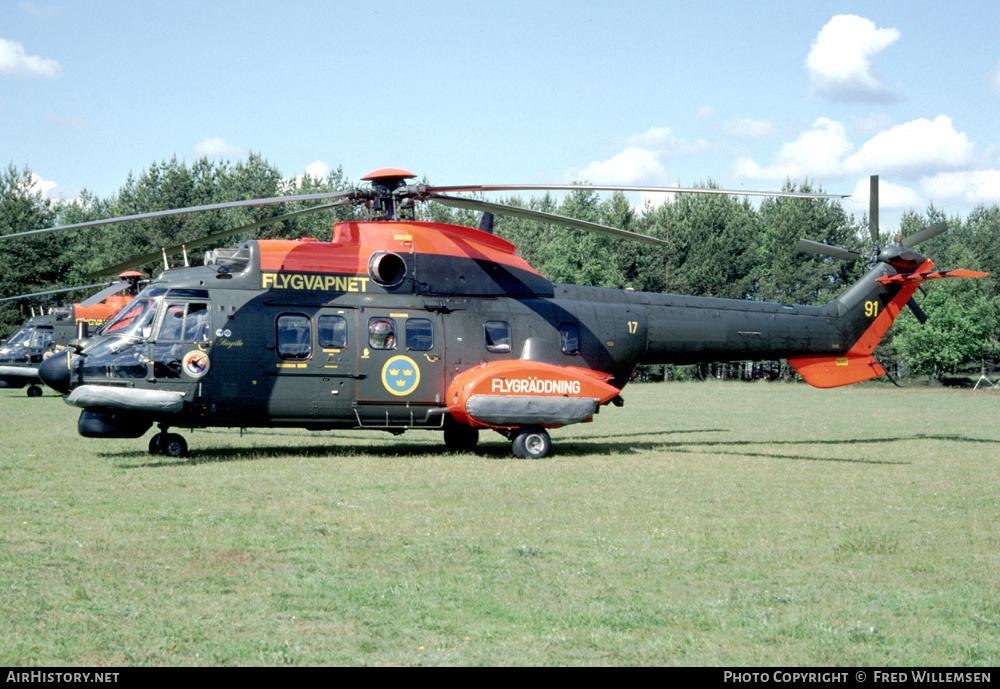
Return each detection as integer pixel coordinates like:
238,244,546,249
414,183,847,200
4,190,365,241
870,175,879,247
77,281,130,308
86,200,352,278
427,193,667,246
900,222,948,248
0,282,112,303
797,238,863,261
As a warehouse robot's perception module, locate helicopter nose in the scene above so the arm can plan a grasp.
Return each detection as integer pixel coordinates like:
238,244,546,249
39,350,71,394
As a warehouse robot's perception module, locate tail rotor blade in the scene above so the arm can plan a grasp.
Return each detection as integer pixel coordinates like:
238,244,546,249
907,298,928,324
901,222,948,248
797,238,863,261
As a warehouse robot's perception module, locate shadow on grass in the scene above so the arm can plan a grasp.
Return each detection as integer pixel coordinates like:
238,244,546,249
97,426,996,468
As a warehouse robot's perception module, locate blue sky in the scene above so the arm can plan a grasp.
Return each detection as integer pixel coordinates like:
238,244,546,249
3,0,999,232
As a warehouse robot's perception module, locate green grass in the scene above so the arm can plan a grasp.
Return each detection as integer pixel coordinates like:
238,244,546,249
2,381,999,666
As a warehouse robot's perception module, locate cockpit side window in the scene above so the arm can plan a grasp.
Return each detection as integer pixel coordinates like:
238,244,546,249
484,321,512,353
155,302,210,342
560,323,580,355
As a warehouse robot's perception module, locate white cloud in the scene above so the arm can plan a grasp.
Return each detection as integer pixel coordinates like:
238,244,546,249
844,116,975,175
193,137,245,159
734,115,979,182
304,160,330,179
992,60,1000,91
0,37,61,78
849,176,921,213
696,106,715,119
921,170,1000,205
577,147,665,184
284,160,333,190
28,172,57,197
806,15,900,102
733,117,853,180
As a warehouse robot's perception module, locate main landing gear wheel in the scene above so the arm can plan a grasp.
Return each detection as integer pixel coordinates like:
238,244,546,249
149,432,188,458
443,420,479,453
26,385,42,397
512,427,551,459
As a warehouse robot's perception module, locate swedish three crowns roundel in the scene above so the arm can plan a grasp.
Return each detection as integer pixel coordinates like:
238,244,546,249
381,355,420,396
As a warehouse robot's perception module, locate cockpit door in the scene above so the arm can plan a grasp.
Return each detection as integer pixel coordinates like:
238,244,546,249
151,301,213,385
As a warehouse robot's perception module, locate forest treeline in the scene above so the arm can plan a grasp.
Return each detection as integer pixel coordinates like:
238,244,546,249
2,155,998,379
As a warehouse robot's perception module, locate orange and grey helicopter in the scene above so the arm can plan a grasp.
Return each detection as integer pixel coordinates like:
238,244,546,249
0,272,143,396
17,170,985,458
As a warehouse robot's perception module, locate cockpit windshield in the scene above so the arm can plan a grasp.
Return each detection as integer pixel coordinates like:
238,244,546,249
96,287,167,338
5,325,33,348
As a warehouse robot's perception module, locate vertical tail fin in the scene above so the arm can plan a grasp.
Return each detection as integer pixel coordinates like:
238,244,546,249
788,258,987,388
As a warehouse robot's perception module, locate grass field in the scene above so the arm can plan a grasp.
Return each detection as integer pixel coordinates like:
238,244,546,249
2,381,998,666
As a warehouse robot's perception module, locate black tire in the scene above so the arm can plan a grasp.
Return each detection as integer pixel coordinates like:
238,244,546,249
444,422,479,453
512,427,551,459
26,385,42,397
161,433,188,458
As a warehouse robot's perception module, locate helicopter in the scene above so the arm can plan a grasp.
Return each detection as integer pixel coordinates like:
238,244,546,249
0,272,144,396
18,169,985,458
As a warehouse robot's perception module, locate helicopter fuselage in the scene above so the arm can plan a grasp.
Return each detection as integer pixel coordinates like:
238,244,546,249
38,218,925,455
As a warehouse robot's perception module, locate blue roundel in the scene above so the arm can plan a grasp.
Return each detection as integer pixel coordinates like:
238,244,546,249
381,355,420,396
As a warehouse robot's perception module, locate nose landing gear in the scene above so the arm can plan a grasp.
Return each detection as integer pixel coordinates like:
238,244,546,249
148,426,188,457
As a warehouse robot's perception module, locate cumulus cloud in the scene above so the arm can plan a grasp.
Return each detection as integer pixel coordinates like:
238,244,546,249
284,160,333,190
0,37,61,78
576,148,666,185
193,137,245,159
734,117,854,180
806,15,900,102
304,160,331,179
922,170,1000,205
735,115,978,181
849,176,921,213
844,116,975,175
28,172,57,197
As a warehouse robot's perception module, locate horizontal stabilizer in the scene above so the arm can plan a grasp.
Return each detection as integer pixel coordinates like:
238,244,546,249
786,355,886,389
876,269,989,285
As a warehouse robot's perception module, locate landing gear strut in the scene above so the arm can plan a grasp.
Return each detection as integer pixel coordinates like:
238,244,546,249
148,427,188,457
511,426,551,459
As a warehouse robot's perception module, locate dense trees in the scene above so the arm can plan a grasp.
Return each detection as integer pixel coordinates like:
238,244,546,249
2,158,998,380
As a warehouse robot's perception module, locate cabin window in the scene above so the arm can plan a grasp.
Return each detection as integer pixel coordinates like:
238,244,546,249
484,320,512,353
368,318,396,350
405,318,433,351
277,314,313,360
318,315,348,348
560,323,580,355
